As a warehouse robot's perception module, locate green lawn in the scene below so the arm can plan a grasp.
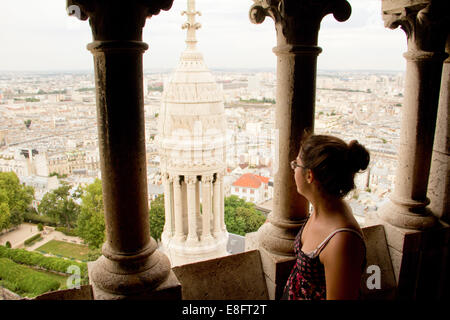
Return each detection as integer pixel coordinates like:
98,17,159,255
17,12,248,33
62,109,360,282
0,258,61,298
25,265,69,290
36,240,91,262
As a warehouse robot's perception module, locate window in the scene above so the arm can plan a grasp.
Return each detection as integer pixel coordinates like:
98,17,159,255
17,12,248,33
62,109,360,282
250,189,255,194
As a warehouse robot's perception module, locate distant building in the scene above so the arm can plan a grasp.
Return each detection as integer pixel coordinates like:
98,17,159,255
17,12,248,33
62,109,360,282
231,173,271,204
0,129,7,147
20,175,60,210
158,0,228,267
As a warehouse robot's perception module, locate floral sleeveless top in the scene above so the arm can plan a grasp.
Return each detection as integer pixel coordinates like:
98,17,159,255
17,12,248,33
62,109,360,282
282,216,366,300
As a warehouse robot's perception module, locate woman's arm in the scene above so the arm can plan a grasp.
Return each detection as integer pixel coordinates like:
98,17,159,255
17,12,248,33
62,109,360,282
320,232,365,300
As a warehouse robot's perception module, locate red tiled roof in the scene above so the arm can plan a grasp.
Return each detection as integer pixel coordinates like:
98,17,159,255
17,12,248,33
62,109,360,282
255,175,269,184
232,173,270,189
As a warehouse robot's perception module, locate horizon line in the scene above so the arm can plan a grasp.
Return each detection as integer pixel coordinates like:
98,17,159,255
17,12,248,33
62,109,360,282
0,68,406,74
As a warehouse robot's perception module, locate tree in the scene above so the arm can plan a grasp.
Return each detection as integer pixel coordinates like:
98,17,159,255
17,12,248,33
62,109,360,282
76,179,105,249
149,194,165,242
38,183,80,230
0,172,34,228
0,189,11,231
224,195,266,236
24,119,32,129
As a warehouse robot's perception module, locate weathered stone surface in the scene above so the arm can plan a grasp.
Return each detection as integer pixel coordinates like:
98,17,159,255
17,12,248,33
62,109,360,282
382,0,429,13
172,250,268,300
360,225,397,300
245,231,258,251
257,246,295,300
428,151,450,221
67,0,174,41
66,0,181,299
429,35,450,223
250,0,351,45
378,0,448,230
0,287,21,300
365,212,450,299
33,285,93,300
87,261,181,300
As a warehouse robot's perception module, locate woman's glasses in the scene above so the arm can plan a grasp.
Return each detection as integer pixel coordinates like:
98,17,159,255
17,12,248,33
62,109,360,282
290,160,305,170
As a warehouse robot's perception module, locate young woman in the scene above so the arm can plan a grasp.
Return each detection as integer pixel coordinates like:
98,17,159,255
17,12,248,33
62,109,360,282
283,134,370,300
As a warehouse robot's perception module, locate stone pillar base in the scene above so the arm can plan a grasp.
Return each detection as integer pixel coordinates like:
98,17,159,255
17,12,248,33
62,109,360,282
365,211,450,299
88,260,182,300
257,246,295,300
245,230,296,300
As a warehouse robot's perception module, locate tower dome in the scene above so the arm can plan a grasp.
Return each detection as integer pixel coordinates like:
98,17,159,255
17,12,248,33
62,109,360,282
157,0,228,267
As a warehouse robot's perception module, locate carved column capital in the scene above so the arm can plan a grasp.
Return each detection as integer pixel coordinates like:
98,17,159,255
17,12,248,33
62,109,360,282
201,174,214,184
382,0,449,56
214,173,223,184
185,175,198,185
249,0,351,45
67,0,174,41
172,174,182,186
162,172,173,183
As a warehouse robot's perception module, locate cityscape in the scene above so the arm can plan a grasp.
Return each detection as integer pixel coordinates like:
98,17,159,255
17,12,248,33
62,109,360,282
0,68,403,226
0,0,447,304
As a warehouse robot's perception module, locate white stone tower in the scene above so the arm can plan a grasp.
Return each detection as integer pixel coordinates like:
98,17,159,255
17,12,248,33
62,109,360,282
157,0,228,267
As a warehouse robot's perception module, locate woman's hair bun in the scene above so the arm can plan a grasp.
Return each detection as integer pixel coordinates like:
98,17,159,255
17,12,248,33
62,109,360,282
348,140,370,173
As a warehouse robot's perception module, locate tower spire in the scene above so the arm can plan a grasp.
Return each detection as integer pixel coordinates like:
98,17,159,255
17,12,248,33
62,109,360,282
181,0,202,49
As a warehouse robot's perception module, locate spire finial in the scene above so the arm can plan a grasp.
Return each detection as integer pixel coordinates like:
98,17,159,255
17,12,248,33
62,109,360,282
181,0,202,49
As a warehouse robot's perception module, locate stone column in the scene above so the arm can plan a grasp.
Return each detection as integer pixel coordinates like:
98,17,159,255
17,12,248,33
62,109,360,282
173,175,185,242
196,174,201,235
366,0,450,299
186,175,199,245
67,0,180,300
377,1,448,230
162,173,174,238
201,175,214,242
249,0,351,299
220,171,226,232
428,35,450,224
213,173,222,237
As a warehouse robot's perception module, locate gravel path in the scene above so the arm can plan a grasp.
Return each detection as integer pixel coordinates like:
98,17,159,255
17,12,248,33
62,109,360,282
0,223,85,251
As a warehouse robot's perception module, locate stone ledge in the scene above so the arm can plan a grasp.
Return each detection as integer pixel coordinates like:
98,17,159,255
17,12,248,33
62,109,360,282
33,285,93,300
360,225,397,300
172,250,268,300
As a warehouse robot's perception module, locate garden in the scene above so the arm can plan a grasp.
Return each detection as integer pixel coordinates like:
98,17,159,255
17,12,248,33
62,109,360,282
0,245,88,298
36,240,92,262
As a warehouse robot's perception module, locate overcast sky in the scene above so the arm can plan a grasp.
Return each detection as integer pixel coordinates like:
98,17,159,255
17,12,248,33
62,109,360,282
0,0,407,72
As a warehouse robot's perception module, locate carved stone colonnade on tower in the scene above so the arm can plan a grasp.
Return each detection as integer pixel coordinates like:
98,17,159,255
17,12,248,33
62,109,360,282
161,171,228,267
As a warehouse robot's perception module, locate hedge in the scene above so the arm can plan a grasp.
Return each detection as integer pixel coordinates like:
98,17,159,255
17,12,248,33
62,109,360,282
0,246,87,279
23,211,57,226
24,233,42,246
55,227,78,237
0,258,60,297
